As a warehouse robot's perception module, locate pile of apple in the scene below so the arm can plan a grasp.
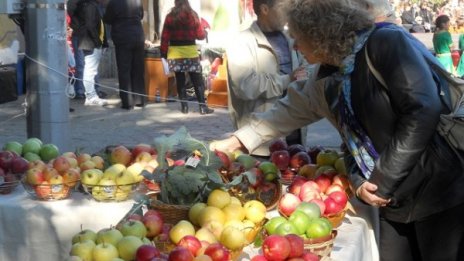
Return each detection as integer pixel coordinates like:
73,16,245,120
2,138,60,163
0,150,29,194
280,175,349,225
68,209,165,261
79,144,159,201
251,234,320,261
268,139,312,183
23,151,94,199
214,150,281,208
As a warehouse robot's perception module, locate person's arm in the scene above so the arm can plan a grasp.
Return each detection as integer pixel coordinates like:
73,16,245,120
366,29,442,199
226,34,290,101
83,4,100,46
160,15,172,58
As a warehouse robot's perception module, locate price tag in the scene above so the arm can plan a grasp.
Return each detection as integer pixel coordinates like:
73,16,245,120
185,156,201,168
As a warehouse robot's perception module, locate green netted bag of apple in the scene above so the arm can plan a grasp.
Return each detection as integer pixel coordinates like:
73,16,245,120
142,127,246,206
215,150,282,209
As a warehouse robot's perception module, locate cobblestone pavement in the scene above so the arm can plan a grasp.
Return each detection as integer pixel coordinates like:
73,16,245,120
0,78,341,154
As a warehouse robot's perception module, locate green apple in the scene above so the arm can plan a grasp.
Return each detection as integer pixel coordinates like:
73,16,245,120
116,236,144,261
81,169,103,185
188,202,207,226
235,154,257,170
116,170,136,186
22,138,42,155
92,242,119,261
23,152,41,162
70,240,96,261
3,141,22,156
119,220,147,238
39,143,60,162
72,229,97,244
26,137,43,147
169,220,195,244
264,216,288,235
92,178,117,201
275,221,299,236
316,150,339,167
305,218,332,239
295,202,321,220
288,210,311,235
96,227,124,246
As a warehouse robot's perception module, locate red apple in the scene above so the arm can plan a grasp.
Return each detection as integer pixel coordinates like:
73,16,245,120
178,235,202,256
132,143,156,159
288,176,308,195
28,159,47,172
287,144,306,157
214,150,231,169
281,168,297,180
135,244,161,261
53,156,71,173
332,174,350,191
314,174,332,193
309,199,326,215
10,156,29,174
269,139,288,154
168,246,194,261
143,214,164,238
299,188,322,203
328,191,348,208
290,152,311,169
323,197,344,215
204,243,231,261
325,184,344,195
250,255,268,261
127,214,143,222
174,159,185,166
302,251,320,261
0,151,15,171
285,234,304,258
144,209,163,219
262,235,291,261
279,193,301,217
270,150,290,170
110,145,132,166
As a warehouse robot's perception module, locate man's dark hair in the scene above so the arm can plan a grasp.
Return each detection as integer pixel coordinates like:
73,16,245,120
253,0,277,16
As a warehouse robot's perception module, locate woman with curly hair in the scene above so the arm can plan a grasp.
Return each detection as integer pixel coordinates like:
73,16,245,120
282,0,464,260
160,0,214,114
433,14,455,74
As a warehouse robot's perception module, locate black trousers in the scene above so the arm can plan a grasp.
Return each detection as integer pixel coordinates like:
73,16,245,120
114,40,145,108
174,72,206,105
379,202,464,261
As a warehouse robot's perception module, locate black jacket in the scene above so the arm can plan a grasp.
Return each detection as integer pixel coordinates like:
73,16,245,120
328,27,464,223
103,0,144,45
74,0,108,50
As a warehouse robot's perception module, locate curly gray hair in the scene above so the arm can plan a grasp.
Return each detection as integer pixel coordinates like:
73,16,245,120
284,0,374,66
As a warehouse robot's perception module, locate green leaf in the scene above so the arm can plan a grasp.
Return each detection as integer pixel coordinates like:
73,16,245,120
243,170,257,185
153,127,189,173
227,175,243,187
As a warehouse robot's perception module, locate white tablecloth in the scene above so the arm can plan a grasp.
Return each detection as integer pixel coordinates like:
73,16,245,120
0,186,379,261
0,185,135,261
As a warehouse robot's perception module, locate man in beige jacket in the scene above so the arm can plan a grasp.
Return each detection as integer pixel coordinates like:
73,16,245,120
225,0,307,156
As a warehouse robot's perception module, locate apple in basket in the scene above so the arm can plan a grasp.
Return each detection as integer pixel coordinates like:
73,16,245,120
178,235,202,256
168,246,194,261
262,235,291,261
268,139,288,154
93,242,119,261
135,244,161,261
204,243,231,261
279,193,302,217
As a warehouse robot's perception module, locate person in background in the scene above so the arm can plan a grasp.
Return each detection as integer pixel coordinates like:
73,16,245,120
73,0,108,106
433,15,455,74
212,0,464,260
67,0,86,99
456,32,464,77
160,0,214,115
104,0,146,110
225,0,307,157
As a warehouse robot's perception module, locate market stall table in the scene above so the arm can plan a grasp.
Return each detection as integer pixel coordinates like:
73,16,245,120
0,185,135,261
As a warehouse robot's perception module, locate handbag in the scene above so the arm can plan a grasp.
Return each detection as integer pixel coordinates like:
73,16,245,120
364,47,464,153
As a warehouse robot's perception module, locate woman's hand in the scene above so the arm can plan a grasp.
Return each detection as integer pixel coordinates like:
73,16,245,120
356,181,390,207
209,136,246,154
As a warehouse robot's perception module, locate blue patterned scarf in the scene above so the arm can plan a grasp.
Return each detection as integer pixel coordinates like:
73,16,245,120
333,26,378,179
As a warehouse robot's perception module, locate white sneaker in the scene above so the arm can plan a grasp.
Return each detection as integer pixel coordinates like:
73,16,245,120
84,96,108,106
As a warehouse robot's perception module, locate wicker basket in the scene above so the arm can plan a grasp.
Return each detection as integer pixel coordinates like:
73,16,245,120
149,199,190,225
304,230,338,258
324,209,347,228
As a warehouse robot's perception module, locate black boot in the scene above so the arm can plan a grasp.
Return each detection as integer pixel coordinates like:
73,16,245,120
193,85,214,115
181,102,188,114
199,104,214,114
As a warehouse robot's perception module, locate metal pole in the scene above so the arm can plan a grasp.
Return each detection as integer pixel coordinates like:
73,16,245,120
25,0,70,151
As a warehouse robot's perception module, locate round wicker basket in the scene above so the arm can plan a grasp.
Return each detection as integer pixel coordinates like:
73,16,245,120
323,209,347,228
304,230,338,258
149,199,190,225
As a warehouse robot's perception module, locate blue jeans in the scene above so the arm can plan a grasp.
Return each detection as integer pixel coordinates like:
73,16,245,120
82,48,102,97
71,35,85,96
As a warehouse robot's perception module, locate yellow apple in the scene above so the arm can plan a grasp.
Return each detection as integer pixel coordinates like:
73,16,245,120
169,220,195,244
202,220,224,240
207,189,231,209
195,228,218,244
80,160,97,171
229,196,242,206
198,206,226,227
223,220,244,231
243,200,266,224
222,203,246,222
126,163,145,182
189,202,207,226
220,226,247,251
